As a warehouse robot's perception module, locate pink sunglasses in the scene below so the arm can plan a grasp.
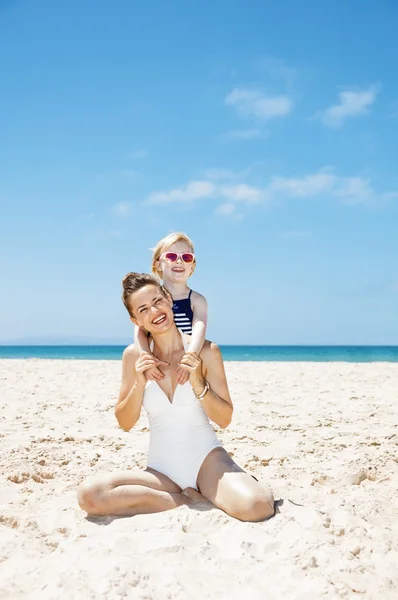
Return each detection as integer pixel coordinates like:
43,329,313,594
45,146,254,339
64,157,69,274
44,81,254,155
160,252,195,264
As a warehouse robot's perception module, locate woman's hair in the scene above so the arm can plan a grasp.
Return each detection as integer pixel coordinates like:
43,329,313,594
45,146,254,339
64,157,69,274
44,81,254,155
151,232,195,278
122,272,166,317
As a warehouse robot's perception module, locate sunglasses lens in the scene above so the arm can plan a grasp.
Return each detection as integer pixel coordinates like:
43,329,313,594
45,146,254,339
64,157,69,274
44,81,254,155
182,253,194,263
164,253,178,262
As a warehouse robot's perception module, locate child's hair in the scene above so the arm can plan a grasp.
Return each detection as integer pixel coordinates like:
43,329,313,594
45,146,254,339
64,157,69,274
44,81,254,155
151,232,196,278
122,272,166,317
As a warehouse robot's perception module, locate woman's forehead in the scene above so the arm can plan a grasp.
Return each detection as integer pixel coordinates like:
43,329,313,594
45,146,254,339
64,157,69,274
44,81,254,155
130,284,160,306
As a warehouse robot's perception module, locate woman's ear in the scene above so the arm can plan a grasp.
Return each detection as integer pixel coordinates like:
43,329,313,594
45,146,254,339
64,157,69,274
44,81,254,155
130,315,138,326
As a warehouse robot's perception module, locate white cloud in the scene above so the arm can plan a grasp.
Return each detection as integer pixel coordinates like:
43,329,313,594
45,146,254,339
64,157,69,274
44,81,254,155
318,85,380,127
254,57,299,90
268,168,398,206
225,87,293,121
146,180,216,205
220,183,264,204
268,169,374,204
129,149,148,159
143,167,398,217
215,202,236,216
269,169,336,197
221,128,262,141
214,202,244,221
113,202,131,216
333,177,374,204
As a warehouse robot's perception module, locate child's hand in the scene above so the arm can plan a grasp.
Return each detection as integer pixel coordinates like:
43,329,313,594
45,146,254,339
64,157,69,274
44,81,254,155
175,352,195,385
144,354,169,381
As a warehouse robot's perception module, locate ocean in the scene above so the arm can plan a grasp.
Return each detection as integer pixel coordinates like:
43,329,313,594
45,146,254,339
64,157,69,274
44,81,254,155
0,345,397,362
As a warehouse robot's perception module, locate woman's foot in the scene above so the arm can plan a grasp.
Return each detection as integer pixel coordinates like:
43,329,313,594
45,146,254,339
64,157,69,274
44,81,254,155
181,487,207,505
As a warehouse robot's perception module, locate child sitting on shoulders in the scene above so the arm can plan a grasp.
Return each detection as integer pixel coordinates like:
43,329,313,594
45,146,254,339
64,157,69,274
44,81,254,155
134,232,208,384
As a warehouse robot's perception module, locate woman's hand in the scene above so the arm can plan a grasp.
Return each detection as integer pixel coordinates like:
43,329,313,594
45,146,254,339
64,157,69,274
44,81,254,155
178,352,206,393
135,352,169,385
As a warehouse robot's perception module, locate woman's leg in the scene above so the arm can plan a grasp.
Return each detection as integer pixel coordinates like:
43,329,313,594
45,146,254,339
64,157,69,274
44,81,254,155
196,447,275,522
77,468,195,517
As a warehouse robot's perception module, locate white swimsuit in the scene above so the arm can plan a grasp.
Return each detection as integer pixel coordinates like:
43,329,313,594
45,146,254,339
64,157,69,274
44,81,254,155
144,333,222,490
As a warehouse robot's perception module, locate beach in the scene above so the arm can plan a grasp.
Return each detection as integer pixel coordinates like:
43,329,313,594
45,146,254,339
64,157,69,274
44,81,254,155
1,359,397,599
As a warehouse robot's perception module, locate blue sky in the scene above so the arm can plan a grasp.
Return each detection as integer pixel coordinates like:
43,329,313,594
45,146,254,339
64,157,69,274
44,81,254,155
1,0,397,345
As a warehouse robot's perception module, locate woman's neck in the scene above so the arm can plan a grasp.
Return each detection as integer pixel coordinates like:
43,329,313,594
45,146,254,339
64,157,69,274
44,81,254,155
163,280,190,300
151,324,184,358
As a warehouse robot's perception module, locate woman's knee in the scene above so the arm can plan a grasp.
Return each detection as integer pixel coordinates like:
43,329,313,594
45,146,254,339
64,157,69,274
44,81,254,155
226,487,275,522
77,477,107,515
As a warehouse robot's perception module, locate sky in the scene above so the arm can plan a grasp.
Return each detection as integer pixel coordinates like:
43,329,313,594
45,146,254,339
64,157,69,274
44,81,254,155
0,0,397,345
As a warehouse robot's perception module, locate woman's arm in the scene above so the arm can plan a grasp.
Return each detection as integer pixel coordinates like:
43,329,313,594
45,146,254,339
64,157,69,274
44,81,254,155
134,325,165,381
114,346,145,431
115,346,167,431
179,342,233,428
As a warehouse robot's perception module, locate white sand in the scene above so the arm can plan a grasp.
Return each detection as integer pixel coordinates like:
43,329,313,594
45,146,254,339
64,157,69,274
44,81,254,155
1,359,397,599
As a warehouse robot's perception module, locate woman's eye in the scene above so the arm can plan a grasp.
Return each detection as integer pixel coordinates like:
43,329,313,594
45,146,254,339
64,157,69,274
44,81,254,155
140,307,148,313
155,298,163,304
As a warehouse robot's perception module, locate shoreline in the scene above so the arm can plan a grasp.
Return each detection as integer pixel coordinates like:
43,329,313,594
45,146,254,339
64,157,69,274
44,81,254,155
1,357,398,364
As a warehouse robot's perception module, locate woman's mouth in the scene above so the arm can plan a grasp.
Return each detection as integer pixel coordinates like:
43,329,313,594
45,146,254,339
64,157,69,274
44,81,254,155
172,268,185,273
152,314,167,325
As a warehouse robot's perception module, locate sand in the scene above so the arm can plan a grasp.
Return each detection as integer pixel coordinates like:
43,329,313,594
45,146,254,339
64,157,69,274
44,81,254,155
0,358,397,599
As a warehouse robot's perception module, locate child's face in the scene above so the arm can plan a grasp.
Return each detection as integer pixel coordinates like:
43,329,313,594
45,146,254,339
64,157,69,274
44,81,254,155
157,241,195,283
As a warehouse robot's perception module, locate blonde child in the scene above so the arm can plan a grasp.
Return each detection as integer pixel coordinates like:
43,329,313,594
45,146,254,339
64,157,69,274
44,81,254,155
134,232,208,384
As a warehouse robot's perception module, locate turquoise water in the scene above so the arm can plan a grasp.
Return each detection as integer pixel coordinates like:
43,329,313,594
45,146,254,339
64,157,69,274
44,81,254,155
0,345,398,362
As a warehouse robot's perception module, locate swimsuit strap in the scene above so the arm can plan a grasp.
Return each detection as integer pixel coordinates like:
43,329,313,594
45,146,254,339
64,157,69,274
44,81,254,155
188,289,193,300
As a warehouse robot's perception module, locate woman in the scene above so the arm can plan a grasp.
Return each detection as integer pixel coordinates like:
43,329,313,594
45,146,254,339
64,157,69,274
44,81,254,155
77,273,274,522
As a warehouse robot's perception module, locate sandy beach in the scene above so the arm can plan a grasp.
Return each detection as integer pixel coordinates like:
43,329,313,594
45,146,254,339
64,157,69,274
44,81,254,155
0,358,397,599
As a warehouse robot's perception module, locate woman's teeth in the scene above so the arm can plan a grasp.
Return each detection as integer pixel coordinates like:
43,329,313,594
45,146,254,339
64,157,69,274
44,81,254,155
153,315,166,324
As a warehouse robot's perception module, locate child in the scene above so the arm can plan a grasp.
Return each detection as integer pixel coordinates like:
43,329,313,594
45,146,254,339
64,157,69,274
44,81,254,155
134,232,208,385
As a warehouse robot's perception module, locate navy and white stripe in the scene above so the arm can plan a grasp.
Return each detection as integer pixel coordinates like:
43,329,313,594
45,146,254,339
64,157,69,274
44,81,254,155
172,290,193,335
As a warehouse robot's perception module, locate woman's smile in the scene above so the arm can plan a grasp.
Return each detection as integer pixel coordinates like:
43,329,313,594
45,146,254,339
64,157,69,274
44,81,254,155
152,313,167,325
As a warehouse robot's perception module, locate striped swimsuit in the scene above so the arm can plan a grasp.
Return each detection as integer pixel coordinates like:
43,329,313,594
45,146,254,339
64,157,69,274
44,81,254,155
172,290,193,334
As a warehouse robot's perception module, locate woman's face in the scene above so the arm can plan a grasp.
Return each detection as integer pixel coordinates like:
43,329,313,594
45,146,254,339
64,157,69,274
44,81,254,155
157,241,195,282
129,284,173,333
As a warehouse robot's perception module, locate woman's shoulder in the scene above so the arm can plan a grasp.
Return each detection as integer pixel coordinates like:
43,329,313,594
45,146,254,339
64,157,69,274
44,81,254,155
122,343,140,363
200,340,221,360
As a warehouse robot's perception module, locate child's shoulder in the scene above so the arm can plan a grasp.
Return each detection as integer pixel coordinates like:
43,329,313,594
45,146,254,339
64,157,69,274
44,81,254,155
190,289,208,305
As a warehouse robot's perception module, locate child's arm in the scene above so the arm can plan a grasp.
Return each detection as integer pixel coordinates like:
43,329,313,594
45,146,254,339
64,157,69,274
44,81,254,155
187,293,208,354
134,325,166,381
175,293,208,385
134,324,151,354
